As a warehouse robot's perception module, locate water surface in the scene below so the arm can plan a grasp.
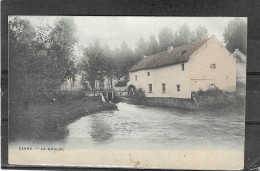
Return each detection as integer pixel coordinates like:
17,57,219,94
65,102,245,150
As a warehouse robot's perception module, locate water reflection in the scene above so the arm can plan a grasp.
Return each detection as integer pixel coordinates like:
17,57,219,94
90,114,114,143
65,102,245,150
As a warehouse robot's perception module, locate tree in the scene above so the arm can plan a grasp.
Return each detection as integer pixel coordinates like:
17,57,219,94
48,18,78,90
193,26,209,42
147,35,159,55
158,27,174,51
173,24,192,47
9,17,38,103
66,60,78,91
82,41,106,89
9,16,79,106
135,37,148,58
114,41,135,79
102,44,113,57
223,18,247,54
102,44,116,90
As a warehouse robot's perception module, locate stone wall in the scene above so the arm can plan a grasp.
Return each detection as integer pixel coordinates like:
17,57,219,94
119,97,198,110
146,97,198,110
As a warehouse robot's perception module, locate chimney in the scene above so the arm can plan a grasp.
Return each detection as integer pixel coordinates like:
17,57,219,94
235,49,240,52
167,46,174,52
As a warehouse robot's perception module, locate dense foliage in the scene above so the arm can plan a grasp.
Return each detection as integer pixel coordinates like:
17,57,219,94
223,18,247,54
192,88,245,109
9,17,37,103
9,17,78,104
131,88,147,105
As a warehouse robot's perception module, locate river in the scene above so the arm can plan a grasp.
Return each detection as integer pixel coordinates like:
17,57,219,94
9,102,244,151
64,102,245,151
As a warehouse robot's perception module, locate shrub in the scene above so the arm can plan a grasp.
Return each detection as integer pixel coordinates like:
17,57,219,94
132,88,147,105
192,87,245,109
112,96,120,103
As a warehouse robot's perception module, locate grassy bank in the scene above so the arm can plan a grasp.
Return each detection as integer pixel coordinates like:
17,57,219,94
9,96,117,141
193,88,246,111
126,87,245,111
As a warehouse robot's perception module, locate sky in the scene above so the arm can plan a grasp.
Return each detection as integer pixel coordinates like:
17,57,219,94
17,16,246,59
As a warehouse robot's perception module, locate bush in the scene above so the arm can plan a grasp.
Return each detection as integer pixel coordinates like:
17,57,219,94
131,88,147,105
112,96,120,103
192,87,245,109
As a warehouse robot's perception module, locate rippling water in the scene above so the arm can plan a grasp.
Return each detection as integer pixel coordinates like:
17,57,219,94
65,102,245,150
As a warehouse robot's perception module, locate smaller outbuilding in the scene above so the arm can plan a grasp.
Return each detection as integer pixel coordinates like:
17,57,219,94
114,79,129,96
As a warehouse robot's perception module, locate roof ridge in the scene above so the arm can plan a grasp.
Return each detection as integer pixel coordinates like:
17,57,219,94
150,37,211,56
129,36,213,72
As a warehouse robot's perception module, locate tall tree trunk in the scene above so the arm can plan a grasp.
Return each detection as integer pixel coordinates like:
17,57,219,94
70,78,73,91
110,76,113,90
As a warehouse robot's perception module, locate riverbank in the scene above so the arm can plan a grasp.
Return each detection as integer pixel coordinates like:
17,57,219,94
193,89,246,111
9,96,117,141
120,89,245,111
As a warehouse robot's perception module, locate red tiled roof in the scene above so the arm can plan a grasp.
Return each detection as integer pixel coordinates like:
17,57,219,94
129,37,211,72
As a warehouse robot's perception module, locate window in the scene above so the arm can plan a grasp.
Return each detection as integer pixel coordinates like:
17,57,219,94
176,84,180,92
149,84,152,92
210,64,216,69
147,72,150,76
181,63,185,71
135,75,137,81
162,83,166,93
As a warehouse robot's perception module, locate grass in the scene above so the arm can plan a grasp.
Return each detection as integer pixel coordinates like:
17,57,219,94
9,96,117,142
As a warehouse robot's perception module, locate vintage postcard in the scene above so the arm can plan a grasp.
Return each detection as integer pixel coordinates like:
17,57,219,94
8,16,247,169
